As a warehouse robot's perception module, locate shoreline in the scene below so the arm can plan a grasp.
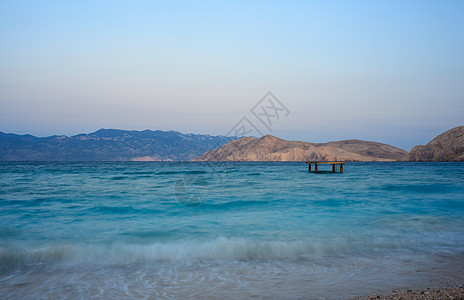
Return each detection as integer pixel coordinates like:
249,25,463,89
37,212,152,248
354,281,464,300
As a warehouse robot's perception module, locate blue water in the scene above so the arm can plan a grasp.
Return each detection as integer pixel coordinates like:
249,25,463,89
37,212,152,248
1,162,464,299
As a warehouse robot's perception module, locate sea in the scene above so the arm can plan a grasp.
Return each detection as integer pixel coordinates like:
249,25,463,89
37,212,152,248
0,161,463,299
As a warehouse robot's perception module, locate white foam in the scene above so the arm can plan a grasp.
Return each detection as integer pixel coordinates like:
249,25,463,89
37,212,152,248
1,234,463,267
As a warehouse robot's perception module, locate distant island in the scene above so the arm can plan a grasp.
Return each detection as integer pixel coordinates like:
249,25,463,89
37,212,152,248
1,126,462,162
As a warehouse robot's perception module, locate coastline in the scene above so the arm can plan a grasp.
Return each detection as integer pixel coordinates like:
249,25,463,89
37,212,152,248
1,162,463,298
354,281,464,300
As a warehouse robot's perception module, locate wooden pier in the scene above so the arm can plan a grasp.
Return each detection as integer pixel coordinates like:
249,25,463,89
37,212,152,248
306,161,346,173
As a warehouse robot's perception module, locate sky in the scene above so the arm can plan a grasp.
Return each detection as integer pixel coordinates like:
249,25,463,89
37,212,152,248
0,0,463,150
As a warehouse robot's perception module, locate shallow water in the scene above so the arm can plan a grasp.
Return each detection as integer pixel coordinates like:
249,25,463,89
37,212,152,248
1,162,463,299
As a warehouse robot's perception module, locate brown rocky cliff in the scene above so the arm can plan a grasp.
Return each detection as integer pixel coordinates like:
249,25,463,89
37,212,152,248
408,126,464,161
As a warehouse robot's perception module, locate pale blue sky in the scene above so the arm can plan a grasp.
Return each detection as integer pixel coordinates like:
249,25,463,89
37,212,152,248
1,0,463,150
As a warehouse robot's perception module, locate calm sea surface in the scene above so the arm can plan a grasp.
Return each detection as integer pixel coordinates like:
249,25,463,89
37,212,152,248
1,162,464,299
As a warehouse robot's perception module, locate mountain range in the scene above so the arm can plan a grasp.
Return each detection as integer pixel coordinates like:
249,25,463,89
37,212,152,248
1,126,462,162
0,129,234,161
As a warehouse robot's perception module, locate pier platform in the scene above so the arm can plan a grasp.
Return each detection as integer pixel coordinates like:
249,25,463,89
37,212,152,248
306,161,346,173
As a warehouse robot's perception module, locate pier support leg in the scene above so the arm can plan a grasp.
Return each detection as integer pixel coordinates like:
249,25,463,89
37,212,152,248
308,164,311,172
340,164,343,173
315,164,318,173
332,164,335,172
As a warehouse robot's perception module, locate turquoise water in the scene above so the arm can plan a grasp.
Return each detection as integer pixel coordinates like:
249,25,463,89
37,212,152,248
1,162,464,298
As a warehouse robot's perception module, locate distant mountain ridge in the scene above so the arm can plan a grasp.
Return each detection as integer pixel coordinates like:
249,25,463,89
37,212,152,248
3,126,462,162
192,134,408,162
0,129,235,161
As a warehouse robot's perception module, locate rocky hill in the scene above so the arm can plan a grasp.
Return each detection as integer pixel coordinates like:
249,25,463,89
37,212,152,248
408,126,464,161
0,129,235,161
192,135,408,161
